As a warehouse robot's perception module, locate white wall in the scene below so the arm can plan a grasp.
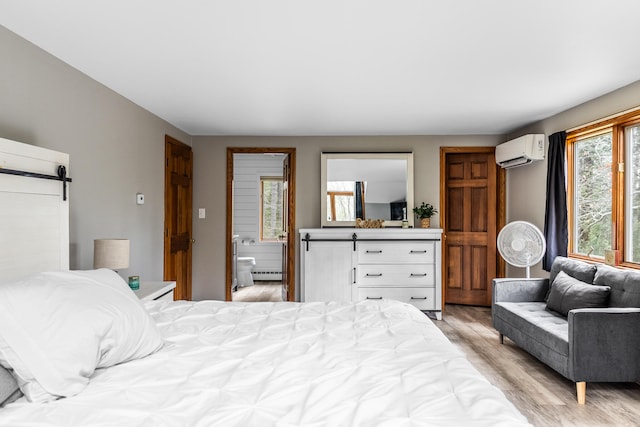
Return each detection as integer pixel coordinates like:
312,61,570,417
233,153,283,278
504,80,640,278
0,26,191,282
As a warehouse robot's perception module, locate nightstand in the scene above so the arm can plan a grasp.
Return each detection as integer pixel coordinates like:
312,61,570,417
133,281,176,301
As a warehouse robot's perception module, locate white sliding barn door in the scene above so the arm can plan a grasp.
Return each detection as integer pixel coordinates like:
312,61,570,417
0,138,70,281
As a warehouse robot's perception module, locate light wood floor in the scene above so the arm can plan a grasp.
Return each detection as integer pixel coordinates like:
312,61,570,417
232,282,283,302
435,304,640,427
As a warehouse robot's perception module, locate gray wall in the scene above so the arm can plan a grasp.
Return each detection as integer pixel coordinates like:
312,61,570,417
504,80,640,278
0,26,191,281
192,135,501,300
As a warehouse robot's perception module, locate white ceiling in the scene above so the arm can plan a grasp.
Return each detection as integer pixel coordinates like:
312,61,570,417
2,1,640,136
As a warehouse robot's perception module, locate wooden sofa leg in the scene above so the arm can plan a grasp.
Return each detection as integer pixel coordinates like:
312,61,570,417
576,382,586,405
499,333,504,344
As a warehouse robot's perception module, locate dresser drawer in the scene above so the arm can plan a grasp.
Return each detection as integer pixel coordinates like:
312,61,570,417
358,242,435,264
356,287,435,310
357,264,435,287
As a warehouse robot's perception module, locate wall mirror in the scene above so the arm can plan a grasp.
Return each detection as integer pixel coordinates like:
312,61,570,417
321,152,414,228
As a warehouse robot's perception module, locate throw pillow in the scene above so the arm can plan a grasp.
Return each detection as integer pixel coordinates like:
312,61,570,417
546,271,611,317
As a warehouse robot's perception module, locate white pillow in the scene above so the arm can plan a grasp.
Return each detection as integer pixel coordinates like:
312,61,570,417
0,269,163,402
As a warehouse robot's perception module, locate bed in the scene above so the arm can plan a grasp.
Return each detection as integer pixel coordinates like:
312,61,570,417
0,138,531,426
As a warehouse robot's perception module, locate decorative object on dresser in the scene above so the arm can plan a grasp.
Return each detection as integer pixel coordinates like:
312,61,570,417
93,239,130,271
412,202,437,228
133,281,176,301
355,218,385,228
300,228,443,319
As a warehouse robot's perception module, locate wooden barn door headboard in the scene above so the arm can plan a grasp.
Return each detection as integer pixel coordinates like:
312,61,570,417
0,137,70,281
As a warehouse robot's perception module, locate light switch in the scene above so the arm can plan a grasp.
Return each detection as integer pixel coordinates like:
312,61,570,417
136,193,145,205
198,208,206,219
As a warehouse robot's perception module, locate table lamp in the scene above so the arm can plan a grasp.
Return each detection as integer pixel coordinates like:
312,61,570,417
94,239,130,271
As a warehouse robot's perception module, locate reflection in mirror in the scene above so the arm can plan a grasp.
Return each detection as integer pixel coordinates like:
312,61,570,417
321,153,414,228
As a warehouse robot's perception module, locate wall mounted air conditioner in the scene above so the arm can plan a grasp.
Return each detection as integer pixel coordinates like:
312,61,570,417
495,134,545,169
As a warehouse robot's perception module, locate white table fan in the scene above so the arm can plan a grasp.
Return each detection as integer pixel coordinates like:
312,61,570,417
497,221,546,278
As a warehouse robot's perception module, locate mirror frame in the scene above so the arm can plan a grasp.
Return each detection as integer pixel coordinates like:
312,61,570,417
321,152,414,228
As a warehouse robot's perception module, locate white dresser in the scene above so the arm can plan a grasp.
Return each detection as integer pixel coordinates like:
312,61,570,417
300,228,443,319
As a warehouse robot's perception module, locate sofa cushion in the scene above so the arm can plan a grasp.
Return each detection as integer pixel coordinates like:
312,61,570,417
548,257,597,296
493,301,569,357
546,271,611,316
594,264,640,307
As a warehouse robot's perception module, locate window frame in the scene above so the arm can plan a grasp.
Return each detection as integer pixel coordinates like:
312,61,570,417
326,190,354,222
567,109,640,268
259,176,284,242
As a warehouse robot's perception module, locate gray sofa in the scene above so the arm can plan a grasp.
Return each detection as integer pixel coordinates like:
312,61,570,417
492,256,640,404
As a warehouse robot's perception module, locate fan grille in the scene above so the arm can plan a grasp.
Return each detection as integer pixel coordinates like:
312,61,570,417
497,221,546,268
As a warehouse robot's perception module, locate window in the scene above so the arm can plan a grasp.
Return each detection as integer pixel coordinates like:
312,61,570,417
567,110,640,266
260,177,283,242
326,181,355,221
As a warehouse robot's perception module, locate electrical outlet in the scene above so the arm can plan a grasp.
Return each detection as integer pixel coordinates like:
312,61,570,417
136,193,145,205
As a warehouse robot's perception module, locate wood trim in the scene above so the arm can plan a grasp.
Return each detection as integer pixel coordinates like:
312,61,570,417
439,149,447,307
566,138,576,255
496,162,506,276
567,108,640,136
225,149,234,301
226,147,296,302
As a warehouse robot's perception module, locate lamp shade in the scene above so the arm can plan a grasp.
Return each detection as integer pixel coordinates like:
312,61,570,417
94,239,130,269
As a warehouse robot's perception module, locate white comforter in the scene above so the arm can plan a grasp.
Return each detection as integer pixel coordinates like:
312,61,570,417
0,300,530,426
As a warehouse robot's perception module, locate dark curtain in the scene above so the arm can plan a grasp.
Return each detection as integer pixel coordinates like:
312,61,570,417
543,131,568,271
355,181,365,219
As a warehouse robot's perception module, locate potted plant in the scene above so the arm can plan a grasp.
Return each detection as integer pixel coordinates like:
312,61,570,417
413,202,437,228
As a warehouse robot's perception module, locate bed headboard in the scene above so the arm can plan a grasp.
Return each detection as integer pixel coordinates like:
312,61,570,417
0,137,70,282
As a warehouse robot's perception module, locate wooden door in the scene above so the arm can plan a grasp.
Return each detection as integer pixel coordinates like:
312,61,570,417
164,135,193,300
440,148,504,306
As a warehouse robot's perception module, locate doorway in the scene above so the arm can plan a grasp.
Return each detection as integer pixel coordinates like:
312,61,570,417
164,135,193,300
440,147,505,307
225,147,296,302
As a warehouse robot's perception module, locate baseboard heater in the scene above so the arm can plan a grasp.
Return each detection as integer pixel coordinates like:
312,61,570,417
253,271,282,281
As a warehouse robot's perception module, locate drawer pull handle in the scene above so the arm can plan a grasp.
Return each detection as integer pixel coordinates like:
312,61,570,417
410,250,427,254
410,273,427,277
410,296,427,300
366,250,383,254
366,296,383,300
366,273,383,277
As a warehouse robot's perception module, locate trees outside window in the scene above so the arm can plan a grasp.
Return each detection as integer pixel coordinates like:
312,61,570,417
260,177,283,241
573,132,612,257
326,181,355,221
568,111,640,267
